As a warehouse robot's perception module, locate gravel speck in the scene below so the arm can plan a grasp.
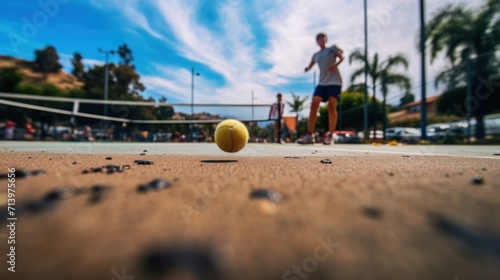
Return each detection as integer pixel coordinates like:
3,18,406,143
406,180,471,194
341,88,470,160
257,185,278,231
134,160,154,165
141,245,219,278
137,178,173,193
472,176,484,185
250,189,284,203
89,185,110,203
362,207,383,219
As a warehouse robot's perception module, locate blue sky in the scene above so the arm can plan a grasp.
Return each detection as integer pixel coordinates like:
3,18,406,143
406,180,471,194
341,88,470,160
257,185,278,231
0,0,483,119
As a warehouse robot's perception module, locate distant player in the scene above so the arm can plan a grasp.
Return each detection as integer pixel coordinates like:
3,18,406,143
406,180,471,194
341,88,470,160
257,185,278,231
297,32,344,145
269,93,285,143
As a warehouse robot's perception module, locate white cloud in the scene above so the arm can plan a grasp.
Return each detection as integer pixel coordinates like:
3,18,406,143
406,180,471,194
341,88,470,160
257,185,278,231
120,4,165,40
88,0,165,40
59,53,104,72
100,0,487,116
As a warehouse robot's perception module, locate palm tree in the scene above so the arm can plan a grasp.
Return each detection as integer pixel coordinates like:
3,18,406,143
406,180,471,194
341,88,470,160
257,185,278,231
379,68,411,140
286,93,308,120
424,0,500,139
350,50,379,132
350,50,411,139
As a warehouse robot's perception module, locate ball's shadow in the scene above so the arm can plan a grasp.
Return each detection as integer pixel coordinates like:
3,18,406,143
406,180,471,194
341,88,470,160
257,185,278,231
200,160,238,163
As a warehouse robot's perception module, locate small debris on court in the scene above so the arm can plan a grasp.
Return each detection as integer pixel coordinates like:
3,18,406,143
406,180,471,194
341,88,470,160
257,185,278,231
141,245,219,279
89,185,110,203
134,159,154,165
0,169,47,179
428,212,500,259
19,186,96,215
320,159,332,164
471,176,484,185
82,165,131,174
250,189,284,203
362,206,383,219
137,179,173,193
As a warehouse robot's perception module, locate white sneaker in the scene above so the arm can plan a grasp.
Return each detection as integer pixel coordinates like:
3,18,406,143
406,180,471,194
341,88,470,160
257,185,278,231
323,133,335,145
297,134,315,145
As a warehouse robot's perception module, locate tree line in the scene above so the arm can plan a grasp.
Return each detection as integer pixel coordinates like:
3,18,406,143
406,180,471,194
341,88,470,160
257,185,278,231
0,44,175,134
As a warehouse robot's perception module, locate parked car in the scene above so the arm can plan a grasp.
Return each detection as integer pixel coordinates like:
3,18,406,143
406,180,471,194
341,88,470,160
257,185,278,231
427,122,475,143
385,127,421,144
426,123,451,143
447,114,500,138
448,121,474,137
331,130,362,144
485,114,500,136
369,130,384,143
353,130,383,142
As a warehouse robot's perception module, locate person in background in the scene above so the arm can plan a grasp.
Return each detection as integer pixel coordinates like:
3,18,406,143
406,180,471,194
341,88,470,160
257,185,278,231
5,119,16,140
83,125,94,141
269,93,285,143
24,118,36,140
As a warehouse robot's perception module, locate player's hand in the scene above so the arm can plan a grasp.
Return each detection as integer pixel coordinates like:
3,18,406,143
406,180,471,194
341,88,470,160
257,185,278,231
304,67,309,72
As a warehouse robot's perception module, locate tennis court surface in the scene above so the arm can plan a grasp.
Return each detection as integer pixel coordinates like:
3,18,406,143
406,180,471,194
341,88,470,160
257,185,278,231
1,142,499,280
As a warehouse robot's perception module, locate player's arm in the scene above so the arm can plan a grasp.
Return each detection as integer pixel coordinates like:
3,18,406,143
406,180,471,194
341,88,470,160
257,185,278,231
304,56,315,72
328,47,344,72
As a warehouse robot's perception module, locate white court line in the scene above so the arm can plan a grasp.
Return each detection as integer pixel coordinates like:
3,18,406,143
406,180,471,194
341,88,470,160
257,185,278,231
278,144,500,160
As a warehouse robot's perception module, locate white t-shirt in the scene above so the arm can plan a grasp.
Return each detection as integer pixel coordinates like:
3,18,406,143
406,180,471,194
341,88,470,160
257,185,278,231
313,45,342,86
269,102,285,120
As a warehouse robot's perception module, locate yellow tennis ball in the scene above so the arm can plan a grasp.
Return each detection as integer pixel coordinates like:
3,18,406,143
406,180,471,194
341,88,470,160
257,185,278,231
214,119,249,153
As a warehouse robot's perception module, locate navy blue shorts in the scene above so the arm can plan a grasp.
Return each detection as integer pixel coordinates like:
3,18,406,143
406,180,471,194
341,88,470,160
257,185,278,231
313,85,341,102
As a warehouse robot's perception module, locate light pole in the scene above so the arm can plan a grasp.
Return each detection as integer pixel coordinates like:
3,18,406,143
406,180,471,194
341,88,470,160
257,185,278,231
98,48,115,117
419,0,428,141
363,0,369,140
466,57,472,143
191,67,200,118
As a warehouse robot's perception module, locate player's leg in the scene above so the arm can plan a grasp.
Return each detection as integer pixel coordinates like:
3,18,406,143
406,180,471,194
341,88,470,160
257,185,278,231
298,95,323,144
327,96,338,134
323,86,341,145
308,96,323,134
274,121,279,143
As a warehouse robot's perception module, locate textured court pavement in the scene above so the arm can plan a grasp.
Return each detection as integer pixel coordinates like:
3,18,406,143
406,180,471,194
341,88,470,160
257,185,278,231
0,142,499,280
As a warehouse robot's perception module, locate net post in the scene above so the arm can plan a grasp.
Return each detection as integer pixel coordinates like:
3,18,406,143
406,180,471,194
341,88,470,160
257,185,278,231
277,100,282,143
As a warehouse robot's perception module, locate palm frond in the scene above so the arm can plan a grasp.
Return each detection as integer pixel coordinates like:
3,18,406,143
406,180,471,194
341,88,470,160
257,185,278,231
380,72,411,97
348,49,365,65
350,67,366,84
286,93,308,114
423,3,473,62
382,54,410,71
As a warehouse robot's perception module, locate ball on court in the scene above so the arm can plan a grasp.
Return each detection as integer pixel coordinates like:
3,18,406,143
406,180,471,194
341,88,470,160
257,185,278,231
214,119,249,153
